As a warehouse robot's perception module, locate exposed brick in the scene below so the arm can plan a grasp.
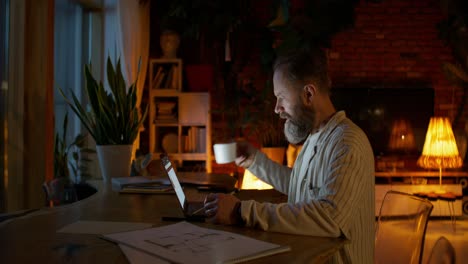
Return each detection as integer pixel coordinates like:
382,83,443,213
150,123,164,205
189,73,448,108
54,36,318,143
146,0,462,159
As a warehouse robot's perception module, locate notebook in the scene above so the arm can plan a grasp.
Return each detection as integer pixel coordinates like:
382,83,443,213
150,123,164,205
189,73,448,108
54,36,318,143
102,221,291,264
160,153,206,221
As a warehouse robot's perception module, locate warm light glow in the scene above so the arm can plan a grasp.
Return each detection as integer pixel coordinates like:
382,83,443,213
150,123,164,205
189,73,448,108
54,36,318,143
417,117,463,191
417,117,462,169
388,119,416,152
241,170,273,190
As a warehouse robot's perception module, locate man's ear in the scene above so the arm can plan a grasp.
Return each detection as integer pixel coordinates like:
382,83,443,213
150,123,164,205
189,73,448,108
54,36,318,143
303,84,317,105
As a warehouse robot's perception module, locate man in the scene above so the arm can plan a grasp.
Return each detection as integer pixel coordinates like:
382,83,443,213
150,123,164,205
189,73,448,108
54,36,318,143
204,48,375,263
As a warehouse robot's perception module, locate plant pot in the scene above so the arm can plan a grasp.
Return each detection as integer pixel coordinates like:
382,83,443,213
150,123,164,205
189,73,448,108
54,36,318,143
96,145,133,182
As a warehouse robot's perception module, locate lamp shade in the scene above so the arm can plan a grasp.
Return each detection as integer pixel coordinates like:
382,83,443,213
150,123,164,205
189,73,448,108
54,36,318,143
417,117,463,169
388,118,416,152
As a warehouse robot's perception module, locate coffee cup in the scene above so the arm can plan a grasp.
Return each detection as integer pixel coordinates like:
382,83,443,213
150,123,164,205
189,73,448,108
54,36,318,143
213,142,237,164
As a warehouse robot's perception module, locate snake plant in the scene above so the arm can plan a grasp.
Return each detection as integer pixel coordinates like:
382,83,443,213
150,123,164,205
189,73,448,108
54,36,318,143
58,57,148,145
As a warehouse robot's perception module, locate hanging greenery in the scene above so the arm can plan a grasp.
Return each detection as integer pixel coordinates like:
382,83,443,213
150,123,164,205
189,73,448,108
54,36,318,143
437,0,468,126
157,0,361,146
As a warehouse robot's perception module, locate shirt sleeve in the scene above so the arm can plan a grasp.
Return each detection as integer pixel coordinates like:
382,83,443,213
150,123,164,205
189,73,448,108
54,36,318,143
247,151,292,194
240,137,373,238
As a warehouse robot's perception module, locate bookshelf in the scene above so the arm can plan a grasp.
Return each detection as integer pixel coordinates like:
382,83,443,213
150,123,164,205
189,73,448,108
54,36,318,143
149,58,182,91
149,59,211,172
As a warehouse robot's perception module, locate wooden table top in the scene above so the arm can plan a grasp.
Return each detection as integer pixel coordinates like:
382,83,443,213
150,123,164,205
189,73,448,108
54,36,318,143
0,179,347,263
375,170,468,177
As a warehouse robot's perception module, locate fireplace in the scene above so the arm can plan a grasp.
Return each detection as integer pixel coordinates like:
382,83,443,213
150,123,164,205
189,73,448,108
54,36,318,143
331,86,435,170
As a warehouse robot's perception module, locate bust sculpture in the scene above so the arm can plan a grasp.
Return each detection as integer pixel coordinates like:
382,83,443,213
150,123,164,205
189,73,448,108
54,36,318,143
160,30,180,59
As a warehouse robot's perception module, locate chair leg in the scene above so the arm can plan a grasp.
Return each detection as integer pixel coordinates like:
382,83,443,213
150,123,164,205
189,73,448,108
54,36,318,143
448,201,456,233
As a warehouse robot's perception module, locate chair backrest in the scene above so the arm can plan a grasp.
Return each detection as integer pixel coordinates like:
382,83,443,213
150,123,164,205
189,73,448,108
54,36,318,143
43,178,77,207
427,236,456,264
375,190,433,264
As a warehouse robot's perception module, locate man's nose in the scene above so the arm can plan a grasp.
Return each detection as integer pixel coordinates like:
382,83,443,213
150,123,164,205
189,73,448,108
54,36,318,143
274,101,282,114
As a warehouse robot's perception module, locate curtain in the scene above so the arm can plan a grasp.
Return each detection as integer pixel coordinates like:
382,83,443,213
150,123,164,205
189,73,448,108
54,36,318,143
104,0,150,158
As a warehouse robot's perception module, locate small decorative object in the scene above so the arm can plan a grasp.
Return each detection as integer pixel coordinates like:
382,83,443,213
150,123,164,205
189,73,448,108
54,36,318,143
160,30,180,59
130,150,153,177
417,117,463,193
58,57,148,182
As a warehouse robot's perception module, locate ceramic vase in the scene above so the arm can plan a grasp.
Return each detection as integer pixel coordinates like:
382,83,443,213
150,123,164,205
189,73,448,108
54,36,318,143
96,144,133,183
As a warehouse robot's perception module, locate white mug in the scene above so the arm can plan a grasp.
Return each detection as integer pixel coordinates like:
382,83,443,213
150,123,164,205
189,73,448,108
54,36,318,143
213,142,237,164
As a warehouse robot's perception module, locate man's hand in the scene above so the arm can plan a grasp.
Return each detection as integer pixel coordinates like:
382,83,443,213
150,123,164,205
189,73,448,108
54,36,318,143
235,140,258,168
204,193,243,225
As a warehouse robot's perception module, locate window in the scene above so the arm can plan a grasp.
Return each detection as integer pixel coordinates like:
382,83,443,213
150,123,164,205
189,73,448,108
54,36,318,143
54,0,102,143
53,0,103,182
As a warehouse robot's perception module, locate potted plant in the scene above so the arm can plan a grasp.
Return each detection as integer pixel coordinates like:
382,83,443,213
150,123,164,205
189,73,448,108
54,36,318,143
58,57,148,182
46,113,96,206
249,80,288,164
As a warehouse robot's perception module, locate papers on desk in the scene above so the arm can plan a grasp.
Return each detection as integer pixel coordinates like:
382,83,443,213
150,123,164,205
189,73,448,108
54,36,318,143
112,176,170,189
102,221,291,264
112,176,175,194
119,184,175,194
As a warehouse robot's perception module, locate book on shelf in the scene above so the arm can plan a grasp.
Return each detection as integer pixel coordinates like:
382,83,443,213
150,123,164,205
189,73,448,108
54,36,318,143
198,127,206,153
102,221,291,264
152,63,180,90
183,127,206,153
154,71,166,90
154,118,178,124
161,66,173,89
151,66,163,89
171,65,179,89
155,101,177,122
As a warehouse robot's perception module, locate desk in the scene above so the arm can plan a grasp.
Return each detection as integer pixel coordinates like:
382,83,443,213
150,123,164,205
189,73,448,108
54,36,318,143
0,180,347,263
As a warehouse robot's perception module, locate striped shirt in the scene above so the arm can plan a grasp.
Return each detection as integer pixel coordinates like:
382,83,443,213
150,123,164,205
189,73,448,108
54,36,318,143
241,111,375,263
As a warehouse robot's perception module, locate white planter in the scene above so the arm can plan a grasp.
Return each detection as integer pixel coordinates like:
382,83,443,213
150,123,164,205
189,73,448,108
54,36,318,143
96,145,133,182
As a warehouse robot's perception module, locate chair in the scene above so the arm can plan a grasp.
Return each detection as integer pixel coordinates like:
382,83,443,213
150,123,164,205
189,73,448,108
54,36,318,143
375,190,434,264
42,178,77,207
427,236,456,264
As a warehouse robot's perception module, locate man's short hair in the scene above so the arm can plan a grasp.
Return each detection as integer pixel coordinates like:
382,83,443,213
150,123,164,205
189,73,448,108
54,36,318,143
273,48,331,93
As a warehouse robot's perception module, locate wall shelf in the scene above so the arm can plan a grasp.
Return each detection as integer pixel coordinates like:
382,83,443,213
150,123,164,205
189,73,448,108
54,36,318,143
149,59,211,172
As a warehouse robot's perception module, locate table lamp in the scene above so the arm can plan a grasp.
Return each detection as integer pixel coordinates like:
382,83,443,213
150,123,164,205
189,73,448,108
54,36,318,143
417,117,463,193
388,118,416,153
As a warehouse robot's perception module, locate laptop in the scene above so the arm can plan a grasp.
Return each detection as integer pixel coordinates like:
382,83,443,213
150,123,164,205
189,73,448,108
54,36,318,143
160,153,206,222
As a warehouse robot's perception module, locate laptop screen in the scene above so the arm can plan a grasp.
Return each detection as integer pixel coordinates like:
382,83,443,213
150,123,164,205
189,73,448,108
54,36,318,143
161,155,186,209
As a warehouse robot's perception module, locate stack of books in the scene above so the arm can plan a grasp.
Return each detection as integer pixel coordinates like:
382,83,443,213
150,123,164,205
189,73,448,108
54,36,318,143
182,126,206,153
155,102,177,122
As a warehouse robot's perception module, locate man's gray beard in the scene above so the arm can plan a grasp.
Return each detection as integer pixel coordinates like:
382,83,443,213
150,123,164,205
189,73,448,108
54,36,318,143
284,120,309,144
283,107,314,144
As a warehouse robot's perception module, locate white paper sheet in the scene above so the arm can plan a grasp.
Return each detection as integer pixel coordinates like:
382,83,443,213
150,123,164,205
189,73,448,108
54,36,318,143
103,221,290,264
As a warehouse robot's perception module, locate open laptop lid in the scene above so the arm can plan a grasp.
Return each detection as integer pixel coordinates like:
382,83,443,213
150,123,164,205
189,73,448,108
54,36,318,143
160,153,187,212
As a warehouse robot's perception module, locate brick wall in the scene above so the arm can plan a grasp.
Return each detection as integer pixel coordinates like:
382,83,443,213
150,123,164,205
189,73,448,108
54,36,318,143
329,0,461,125
211,0,465,174
147,0,466,174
